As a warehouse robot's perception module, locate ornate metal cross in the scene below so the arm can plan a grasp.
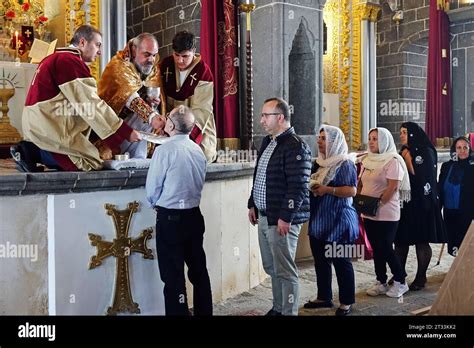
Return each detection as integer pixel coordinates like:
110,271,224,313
88,201,154,315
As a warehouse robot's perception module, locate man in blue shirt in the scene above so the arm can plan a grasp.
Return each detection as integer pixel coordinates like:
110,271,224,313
146,105,212,315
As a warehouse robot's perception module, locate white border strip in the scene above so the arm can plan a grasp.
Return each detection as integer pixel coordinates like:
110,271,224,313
116,0,127,51
99,0,111,74
47,195,56,315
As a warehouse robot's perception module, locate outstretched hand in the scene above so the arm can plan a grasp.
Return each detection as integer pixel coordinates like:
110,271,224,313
128,130,142,142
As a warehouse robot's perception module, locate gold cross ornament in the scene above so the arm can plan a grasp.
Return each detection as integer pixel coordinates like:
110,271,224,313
190,73,197,86
164,67,172,82
88,201,154,315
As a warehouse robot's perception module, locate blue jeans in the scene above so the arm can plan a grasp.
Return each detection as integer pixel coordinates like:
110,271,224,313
258,215,301,315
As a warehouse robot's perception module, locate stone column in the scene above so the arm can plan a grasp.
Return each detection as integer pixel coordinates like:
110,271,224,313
101,0,127,74
359,3,381,145
449,5,474,137
248,0,326,154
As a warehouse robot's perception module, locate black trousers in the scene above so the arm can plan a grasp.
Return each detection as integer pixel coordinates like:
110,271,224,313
155,206,212,316
444,209,472,256
364,219,406,284
309,236,355,305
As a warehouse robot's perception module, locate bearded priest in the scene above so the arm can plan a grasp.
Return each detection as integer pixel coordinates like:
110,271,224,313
98,33,166,159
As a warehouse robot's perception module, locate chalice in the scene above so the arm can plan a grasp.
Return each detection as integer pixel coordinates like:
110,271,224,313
0,77,22,144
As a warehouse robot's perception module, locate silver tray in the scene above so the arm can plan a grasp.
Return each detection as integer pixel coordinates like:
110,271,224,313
137,131,171,144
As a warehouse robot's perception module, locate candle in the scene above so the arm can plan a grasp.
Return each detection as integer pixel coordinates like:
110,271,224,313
15,31,19,58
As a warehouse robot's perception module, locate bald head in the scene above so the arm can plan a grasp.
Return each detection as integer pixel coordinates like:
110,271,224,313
169,106,195,134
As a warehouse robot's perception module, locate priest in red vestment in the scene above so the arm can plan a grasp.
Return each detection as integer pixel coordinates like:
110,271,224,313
160,31,217,162
16,25,140,172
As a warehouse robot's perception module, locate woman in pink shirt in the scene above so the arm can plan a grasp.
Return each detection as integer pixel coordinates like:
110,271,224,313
359,128,411,298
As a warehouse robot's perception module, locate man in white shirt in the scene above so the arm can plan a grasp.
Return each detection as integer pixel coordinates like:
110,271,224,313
146,105,212,316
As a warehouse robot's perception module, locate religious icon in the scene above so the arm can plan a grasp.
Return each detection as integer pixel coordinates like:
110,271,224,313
21,25,34,48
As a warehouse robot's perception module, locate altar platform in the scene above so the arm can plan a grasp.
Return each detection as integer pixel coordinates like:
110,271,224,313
0,162,268,315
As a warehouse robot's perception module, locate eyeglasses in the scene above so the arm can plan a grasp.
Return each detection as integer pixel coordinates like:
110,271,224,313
165,113,177,130
456,146,469,151
260,112,282,118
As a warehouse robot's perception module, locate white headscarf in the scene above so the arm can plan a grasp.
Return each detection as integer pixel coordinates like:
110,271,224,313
362,127,411,203
310,125,355,188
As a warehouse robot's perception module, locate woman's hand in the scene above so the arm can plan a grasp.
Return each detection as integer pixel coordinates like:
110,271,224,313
311,184,329,196
401,148,415,175
380,179,400,204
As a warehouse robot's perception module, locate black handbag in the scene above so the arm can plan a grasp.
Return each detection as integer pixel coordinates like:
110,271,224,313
353,194,380,217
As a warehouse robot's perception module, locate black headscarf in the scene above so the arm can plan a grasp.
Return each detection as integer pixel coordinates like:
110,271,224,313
448,136,473,185
401,121,437,156
400,122,438,201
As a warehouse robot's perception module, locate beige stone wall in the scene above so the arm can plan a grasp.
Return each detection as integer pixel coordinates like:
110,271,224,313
0,174,267,314
0,196,48,315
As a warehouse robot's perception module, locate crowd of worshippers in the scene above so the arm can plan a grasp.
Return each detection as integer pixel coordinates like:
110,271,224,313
246,98,473,317
13,25,216,172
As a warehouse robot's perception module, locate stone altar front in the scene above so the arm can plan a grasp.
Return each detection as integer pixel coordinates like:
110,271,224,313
0,163,267,315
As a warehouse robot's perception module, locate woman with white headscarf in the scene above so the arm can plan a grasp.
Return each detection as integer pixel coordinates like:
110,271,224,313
360,127,411,299
304,125,358,316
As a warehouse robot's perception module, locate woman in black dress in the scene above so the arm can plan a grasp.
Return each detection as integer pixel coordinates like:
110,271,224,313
395,122,446,291
438,136,474,256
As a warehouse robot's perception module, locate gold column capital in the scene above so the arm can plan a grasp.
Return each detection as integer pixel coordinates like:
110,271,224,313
437,0,449,12
323,0,340,15
355,2,382,22
66,0,100,80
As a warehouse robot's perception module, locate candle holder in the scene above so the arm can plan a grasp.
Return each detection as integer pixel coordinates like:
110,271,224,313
239,0,256,151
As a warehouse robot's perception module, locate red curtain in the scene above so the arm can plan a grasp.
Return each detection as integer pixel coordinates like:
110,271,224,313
426,0,452,143
200,0,240,148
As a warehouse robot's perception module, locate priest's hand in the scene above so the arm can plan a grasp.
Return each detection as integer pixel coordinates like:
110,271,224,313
151,114,166,130
94,140,113,160
128,130,142,142
99,144,113,160
147,96,161,108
